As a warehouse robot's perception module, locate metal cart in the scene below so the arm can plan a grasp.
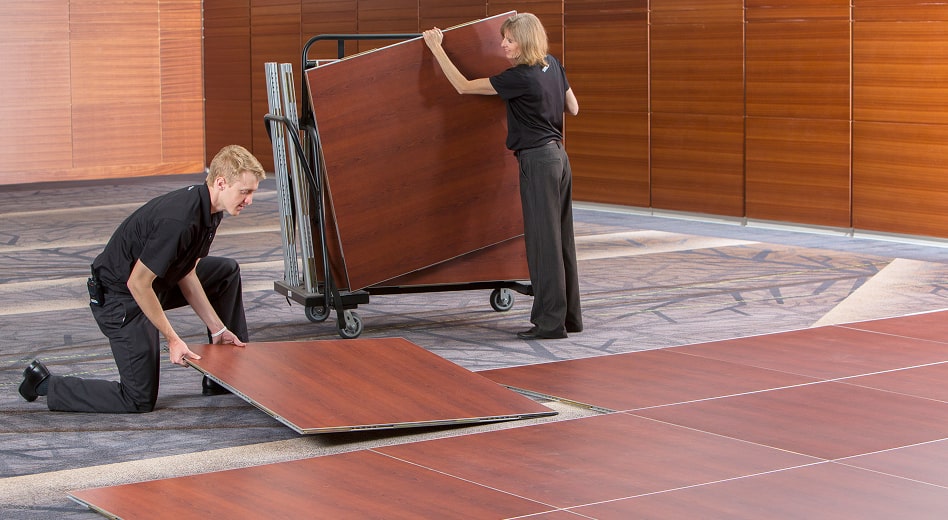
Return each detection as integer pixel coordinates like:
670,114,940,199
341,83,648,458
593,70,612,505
263,34,531,339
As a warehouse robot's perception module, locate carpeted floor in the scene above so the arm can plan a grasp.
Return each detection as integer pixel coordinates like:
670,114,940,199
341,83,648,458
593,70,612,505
2,176,947,518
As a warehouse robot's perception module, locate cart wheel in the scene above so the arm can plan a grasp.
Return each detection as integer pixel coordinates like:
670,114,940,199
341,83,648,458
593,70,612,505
304,305,330,323
490,288,515,312
338,310,363,339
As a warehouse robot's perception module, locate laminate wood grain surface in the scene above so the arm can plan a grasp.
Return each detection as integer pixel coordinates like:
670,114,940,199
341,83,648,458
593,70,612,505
187,338,555,434
67,310,948,518
306,12,523,290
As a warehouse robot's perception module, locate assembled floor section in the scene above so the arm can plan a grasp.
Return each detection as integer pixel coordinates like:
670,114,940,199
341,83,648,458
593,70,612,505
70,310,948,518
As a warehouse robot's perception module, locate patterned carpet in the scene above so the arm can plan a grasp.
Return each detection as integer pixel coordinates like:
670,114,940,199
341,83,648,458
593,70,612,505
1,176,947,518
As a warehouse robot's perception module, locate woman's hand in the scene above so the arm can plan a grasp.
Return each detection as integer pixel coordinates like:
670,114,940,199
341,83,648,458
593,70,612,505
423,28,443,50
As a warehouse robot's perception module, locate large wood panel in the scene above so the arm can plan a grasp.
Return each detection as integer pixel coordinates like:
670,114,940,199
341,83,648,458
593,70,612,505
204,0,253,165
0,1,72,180
745,0,851,21
855,0,948,22
188,338,555,433
420,0,487,31
854,21,948,125
852,121,948,236
70,0,163,168
70,450,557,519
0,0,204,185
745,117,851,227
160,0,205,164
746,20,851,120
650,0,744,24
564,5,649,207
650,113,745,217
650,21,745,116
569,111,650,207
250,0,302,172
306,12,524,290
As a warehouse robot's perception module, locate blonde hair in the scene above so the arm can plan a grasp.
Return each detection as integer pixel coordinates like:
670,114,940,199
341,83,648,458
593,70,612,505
207,145,266,184
500,13,549,67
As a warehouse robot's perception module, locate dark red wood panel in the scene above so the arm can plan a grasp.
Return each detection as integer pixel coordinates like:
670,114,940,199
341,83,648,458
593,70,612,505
377,413,816,508
306,12,523,290
839,309,948,343
481,349,816,412
845,438,948,488
670,324,948,379
69,450,556,519
569,462,948,519
633,381,948,459
844,363,948,402
187,338,554,433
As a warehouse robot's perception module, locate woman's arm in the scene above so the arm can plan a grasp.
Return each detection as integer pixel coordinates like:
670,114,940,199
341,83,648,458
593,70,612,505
565,88,579,116
423,28,497,96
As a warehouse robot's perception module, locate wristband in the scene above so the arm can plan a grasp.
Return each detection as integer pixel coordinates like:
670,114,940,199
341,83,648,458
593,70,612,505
211,326,228,338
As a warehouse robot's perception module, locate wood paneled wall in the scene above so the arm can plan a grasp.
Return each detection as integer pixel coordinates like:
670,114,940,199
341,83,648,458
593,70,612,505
0,0,204,185
565,0,948,239
4,1,948,240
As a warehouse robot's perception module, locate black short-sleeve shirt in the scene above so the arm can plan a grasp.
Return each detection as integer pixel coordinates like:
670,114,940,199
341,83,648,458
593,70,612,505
489,54,570,151
92,184,222,295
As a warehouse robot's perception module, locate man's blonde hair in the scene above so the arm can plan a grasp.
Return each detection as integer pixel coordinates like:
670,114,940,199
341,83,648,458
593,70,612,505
207,145,266,184
500,13,549,67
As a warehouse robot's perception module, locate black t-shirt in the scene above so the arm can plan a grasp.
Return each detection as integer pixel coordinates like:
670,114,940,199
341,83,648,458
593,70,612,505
92,184,222,295
489,54,570,151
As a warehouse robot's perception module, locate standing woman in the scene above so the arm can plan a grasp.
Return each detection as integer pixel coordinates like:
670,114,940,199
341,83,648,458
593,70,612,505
423,13,582,340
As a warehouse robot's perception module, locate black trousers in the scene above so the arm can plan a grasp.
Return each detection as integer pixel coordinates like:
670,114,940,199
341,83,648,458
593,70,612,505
517,141,583,335
46,257,248,413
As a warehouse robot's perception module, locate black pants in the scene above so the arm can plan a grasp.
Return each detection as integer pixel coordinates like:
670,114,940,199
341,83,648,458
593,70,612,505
46,257,248,413
517,141,583,335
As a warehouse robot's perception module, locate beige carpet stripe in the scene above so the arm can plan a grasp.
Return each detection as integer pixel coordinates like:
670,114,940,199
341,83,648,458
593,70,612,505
813,258,948,327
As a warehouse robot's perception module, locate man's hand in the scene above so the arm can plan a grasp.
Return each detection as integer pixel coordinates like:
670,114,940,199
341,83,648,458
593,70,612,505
214,329,246,348
169,337,201,366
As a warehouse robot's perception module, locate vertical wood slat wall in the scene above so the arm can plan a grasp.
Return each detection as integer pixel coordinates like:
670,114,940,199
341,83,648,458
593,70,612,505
566,0,948,238
0,0,204,185
3,1,948,240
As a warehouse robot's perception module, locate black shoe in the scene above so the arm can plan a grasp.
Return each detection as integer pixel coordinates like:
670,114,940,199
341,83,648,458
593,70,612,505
516,328,568,340
202,376,230,396
19,360,50,402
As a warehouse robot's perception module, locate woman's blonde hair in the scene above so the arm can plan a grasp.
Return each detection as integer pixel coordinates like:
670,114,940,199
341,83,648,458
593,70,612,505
500,13,549,67
207,144,266,185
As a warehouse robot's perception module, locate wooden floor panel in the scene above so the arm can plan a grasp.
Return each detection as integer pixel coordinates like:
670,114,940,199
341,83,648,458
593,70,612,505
842,362,948,402
70,311,948,517
563,462,948,519
839,309,948,343
69,450,556,519
668,324,948,379
632,381,948,460
376,413,817,509
479,349,817,411
841,438,948,488
187,338,555,434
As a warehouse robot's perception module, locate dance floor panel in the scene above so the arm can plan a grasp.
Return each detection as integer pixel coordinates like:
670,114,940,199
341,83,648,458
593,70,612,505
668,324,948,379
69,450,557,519
186,338,555,434
563,462,948,519
632,381,948,460
842,438,948,488
375,413,817,509
479,349,817,411
68,310,948,518
305,12,523,290
839,308,948,344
